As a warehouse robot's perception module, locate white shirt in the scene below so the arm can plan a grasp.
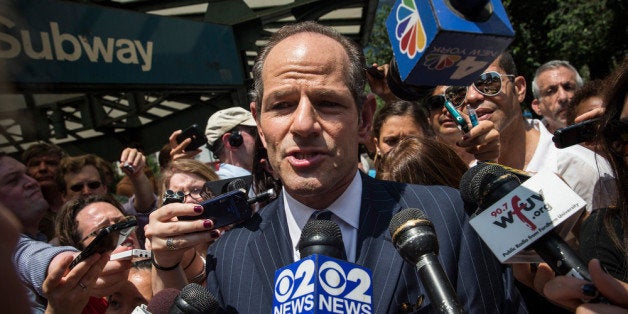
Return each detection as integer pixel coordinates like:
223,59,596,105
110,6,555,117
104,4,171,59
215,163,251,180
526,119,616,212
284,171,362,263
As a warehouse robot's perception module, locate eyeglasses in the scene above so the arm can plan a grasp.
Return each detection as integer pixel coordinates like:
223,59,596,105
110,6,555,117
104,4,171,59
172,187,212,202
69,181,102,192
444,71,515,107
424,94,448,111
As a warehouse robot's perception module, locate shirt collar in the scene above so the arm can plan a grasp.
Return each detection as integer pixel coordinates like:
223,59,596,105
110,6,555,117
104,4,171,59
285,171,362,231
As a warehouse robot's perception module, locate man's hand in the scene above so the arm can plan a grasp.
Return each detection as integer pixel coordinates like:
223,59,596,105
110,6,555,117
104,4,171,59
457,120,500,162
43,252,109,314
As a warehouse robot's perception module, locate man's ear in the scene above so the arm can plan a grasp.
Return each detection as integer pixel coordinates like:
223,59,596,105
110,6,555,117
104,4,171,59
513,76,527,105
531,98,542,115
250,101,267,149
221,133,235,150
358,94,376,140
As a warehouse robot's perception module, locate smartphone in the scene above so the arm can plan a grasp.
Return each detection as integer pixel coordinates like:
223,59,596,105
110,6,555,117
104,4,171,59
178,189,252,229
69,217,138,269
552,118,600,148
176,124,207,151
365,65,384,79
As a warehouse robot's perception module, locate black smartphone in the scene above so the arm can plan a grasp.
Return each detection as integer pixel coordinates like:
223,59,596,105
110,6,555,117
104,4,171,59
365,65,384,79
552,118,600,148
176,124,207,151
178,189,252,229
69,217,137,269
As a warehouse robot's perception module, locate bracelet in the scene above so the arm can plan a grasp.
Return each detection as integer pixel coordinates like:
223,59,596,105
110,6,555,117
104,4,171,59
183,252,197,270
151,257,180,271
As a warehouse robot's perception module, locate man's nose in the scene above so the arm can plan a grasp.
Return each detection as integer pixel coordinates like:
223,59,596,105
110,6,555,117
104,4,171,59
290,98,322,138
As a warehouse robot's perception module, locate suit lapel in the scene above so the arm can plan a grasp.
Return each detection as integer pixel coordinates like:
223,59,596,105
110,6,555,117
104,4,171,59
247,195,294,295
356,174,406,312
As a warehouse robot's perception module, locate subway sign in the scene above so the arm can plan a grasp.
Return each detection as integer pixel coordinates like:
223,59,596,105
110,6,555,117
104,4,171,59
0,0,244,89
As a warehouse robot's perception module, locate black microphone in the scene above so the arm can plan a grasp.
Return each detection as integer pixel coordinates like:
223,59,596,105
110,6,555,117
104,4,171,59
380,0,515,100
146,288,180,314
459,163,591,280
389,208,465,314
168,283,218,314
225,178,246,193
247,188,276,205
297,219,346,260
273,218,373,313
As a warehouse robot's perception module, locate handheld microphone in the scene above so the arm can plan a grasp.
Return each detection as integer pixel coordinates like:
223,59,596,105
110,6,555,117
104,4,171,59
247,188,276,205
382,0,515,100
146,288,180,314
459,163,591,280
168,283,219,314
225,178,247,193
273,219,373,313
388,208,465,314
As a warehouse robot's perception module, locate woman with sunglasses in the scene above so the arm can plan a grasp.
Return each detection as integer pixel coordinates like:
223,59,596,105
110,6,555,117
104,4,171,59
366,62,501,167
145,158,223,292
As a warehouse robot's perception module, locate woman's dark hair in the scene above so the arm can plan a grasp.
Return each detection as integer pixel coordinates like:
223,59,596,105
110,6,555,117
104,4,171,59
372,100,433,140
376,136,468,188
252,136,281,206
595,58,627,255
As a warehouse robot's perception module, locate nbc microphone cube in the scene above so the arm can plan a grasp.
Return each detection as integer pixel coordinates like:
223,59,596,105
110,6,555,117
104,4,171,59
273,254,373,314
386,0,515,86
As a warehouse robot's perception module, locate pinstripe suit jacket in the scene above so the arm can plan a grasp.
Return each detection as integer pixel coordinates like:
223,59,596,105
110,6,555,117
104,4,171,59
206,173,527,313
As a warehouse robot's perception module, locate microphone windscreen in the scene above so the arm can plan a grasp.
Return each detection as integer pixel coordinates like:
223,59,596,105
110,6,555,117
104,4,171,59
297,219,346,260
147,288,180,314
178,283,219,313
387,208,427,237
226,178,247,192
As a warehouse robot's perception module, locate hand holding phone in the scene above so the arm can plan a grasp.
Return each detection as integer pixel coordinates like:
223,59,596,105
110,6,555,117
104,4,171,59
178,189,252,230
69,217,137,269
176,124,207,152
552,118,600,148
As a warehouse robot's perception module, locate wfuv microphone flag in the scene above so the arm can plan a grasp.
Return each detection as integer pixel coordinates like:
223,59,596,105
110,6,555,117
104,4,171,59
386,0,514,87
273,254,373,314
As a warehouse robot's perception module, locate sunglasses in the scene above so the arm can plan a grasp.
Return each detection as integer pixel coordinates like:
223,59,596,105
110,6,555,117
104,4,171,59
69,181,102,192
444,71,515,107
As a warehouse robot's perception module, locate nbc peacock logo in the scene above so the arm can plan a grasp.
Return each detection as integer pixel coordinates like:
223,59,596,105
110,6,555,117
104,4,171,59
395,0,427,59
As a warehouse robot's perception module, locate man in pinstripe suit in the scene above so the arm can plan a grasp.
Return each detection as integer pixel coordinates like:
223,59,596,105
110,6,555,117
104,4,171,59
205,21,527,313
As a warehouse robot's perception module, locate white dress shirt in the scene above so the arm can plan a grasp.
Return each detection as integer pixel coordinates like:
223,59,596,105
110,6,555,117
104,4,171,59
284,171,362,263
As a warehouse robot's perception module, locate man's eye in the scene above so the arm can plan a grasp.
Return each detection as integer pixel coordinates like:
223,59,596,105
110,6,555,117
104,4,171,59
384,138,399,146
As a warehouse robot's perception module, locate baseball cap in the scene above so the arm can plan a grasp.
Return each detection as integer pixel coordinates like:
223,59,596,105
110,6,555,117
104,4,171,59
205,107,257,146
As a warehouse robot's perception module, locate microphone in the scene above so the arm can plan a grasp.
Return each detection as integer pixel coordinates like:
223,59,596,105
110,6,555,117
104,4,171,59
225,178,247,193
381,0,515,100
146,288,180,314
247,188,277,205
296,219,347,260
273,219,373,313
459,163,591,280
168,283,219,314
388,208,465,314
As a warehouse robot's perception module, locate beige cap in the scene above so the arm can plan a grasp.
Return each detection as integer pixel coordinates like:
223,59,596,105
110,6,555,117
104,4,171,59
205,107,257,146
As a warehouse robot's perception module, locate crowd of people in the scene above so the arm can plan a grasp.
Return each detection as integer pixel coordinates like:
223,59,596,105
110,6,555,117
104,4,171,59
0,19,626,313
